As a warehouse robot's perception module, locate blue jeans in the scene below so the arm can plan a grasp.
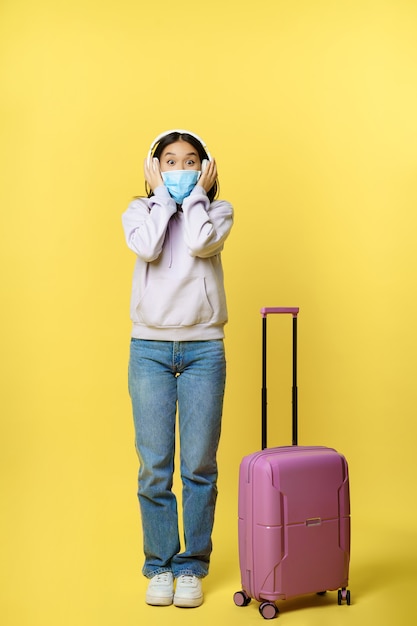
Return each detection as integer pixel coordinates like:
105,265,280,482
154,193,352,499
128,339,226,579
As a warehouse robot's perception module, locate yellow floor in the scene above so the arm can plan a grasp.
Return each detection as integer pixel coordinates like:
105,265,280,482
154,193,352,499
137,517,416,626
2,495,416,626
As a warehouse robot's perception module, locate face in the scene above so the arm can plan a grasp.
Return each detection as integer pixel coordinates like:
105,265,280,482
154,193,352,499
159,140,202,172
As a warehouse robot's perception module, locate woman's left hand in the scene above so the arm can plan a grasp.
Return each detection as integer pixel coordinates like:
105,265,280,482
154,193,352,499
197,159,217,193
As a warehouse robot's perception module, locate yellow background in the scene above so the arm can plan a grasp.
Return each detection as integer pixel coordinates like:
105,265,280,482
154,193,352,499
1,1,417,624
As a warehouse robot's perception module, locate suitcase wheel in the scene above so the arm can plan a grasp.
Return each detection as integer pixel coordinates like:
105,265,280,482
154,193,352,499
259,601,279,620
338,588,351,606
233,590,251,607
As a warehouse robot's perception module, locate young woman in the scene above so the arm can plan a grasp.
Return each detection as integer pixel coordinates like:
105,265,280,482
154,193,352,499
122,130,233,608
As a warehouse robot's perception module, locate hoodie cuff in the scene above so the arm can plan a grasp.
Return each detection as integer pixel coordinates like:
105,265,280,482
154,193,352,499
153,185,172,200
191,184,208,197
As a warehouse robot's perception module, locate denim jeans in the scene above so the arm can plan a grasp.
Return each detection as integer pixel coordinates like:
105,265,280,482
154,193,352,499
128,339,226,579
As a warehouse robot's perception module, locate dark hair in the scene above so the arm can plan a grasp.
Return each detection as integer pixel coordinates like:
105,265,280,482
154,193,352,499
146,131,219,202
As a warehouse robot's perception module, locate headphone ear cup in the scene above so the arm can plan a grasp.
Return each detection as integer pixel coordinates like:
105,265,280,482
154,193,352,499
201,159,208,173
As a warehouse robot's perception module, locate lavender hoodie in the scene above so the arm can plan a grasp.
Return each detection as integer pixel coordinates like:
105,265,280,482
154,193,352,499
122,184,233,341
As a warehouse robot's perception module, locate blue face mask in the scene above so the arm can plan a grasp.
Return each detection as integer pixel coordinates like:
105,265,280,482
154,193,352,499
161,170,200,204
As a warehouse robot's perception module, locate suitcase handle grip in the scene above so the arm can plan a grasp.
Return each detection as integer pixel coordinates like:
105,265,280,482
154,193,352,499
261,307,299,317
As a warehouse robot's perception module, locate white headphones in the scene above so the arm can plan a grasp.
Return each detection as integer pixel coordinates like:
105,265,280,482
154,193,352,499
147,129,212,172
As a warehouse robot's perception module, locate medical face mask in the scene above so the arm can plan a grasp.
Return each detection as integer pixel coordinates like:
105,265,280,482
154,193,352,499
161,170,200,204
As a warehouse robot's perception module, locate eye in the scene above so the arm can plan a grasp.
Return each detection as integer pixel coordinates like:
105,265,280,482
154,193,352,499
167,159,176,166
186,160,196,166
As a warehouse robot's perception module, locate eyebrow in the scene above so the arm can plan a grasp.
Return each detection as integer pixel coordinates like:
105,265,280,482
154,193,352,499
164,151,199,157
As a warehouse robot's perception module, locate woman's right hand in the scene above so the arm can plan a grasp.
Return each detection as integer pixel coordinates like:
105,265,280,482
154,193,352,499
144,157,164,192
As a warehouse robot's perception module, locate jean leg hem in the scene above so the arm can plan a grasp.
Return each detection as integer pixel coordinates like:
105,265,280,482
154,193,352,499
172,568,208,579
143,567,173,579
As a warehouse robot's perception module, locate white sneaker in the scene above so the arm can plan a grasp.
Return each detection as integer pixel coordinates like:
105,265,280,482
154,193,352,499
145,572,174,606
174,575,203,608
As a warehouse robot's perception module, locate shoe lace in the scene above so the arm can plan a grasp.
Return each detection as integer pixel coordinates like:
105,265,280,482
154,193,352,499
154,572,171,583
178,574,196,585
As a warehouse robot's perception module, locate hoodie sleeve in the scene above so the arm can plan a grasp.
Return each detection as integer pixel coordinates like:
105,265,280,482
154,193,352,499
181,186,234,258
121,186,177,261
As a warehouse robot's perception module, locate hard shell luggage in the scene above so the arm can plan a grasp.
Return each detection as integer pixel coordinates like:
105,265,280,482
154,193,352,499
233,307,351,620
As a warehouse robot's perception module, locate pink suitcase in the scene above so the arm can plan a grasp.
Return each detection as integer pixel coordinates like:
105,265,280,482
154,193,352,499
233,307,351,620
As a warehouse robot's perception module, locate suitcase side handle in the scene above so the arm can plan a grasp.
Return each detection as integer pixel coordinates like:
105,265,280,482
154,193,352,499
261,307,299,449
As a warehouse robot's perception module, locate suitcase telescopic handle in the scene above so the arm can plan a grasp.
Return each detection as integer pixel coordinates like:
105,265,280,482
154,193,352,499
260,307,299,450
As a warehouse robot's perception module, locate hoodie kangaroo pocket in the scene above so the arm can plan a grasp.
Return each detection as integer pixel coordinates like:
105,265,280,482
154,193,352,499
136,276,214,328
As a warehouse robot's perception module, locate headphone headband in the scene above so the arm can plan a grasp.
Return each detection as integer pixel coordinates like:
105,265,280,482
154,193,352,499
148,129,212,161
